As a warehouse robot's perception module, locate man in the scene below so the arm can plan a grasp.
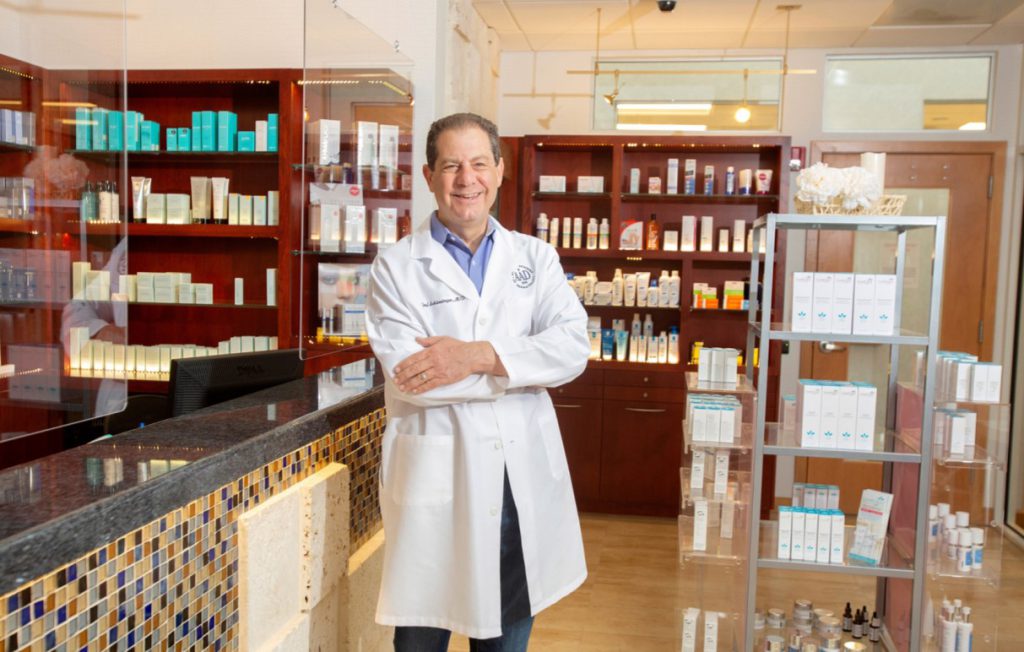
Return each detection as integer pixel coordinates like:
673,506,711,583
365,113,589,651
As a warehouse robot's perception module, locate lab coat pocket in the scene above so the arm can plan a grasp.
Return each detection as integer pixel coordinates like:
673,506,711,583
537,409,568,481
386,434,455,506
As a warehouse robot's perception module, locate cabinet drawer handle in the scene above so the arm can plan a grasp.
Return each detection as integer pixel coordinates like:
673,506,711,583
625,407,666,413
554,403,582,409
643,376,650,383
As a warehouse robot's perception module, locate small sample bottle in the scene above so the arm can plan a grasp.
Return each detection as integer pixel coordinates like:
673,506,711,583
725,166,736,195
929,504,940,542
598,217,610,250
668,326,679,364
572,216,583,249
586,217,598,249
956,529,973,572
658,270,671,307
536,212,548,241
611,269,623,306
643,313,654,338
842,603,853,632
971,527,984,569
549,216,560,247
562,216,572,248
868,612,882,643
646,213,660,250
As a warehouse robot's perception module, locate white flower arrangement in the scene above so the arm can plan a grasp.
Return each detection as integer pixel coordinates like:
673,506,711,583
796,162,882,212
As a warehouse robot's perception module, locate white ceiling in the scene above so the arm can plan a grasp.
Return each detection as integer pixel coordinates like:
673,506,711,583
472,0,1024,51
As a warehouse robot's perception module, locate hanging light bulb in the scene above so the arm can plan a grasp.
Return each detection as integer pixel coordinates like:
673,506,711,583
734,68,751,124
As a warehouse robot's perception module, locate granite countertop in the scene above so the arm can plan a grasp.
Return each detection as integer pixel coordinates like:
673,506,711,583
0,359,384,593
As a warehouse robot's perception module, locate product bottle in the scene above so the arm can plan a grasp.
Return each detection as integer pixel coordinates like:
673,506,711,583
868,612,882,643
624,273,636,307
586,217,598,249
851,610,864,639
536,212,548,241
111,181,120,222
631,313,642,338
646,213,660,250
572,216,583,249
97,181,112,222
668,326,680,364
549,216,560,247
599,217,610,250
562,216,572,249
611,269,623,306
956,529,973,572
725,166,736,195
657,330,668,364
658,270,671,307
646,335,659,363
643,313,654,338
668,270,681,307
80,182,96,222
842,603,853,633
929,504,940,543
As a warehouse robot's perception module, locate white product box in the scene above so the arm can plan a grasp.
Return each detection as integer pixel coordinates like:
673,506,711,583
169,345,183,361
732,219,745,253
266,268,277,307
253,195,267,226
193,283,213,305
577,175,604,193
681,215,697,252
791,272,814,333
691,450,705,490
227,193,240,225
145,347,160,374
818,382,840,449
982,363,1002,402
254,336,270,352
803,510,819,562
720,500,735,539
719,407,735,444
538,175,566,192
691,405,707,442
703,611,718,652
963,410,978,448
241,335,255,353
873,274,897,336
948,414,967,455
837,383,859,450
311,119,341,165
704,407,721,444
319,203,342,252
218,341,229,355
814,486,829,510
831,273,854,334
666,158,679,194
628,168,641,194
234,277,244,305
710,348,725,383
853,382,877,451
681,608,699,652
830,511,845,564
955,360,974,401
811,273,834,333
723,349,739,385
816,512,832,563
699,216,714,252
239,195,253,226
176,282,193,304
778,507,793,560
828,486,840,511
159,347,171,373
693,499,709,551
713,452,729,496
852,273,875,335
792,483,805,508
229,336,242,354
798,380,822,448
791,509,806,560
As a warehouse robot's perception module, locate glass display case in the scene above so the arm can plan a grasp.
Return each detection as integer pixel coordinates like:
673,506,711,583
297,0,413,361
0,2,128,455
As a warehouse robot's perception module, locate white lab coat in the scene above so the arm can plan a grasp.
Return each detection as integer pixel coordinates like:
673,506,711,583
365,217,589,638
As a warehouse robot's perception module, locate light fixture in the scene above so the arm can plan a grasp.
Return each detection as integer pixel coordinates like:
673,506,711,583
616,123,708,132
603,70,620,105
959,122,986,131
735,68,751,123
617,102,712,113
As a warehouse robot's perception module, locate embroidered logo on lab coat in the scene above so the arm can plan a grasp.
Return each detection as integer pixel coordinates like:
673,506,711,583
511,265,535,288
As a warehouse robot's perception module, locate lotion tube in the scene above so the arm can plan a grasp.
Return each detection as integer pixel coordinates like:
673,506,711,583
190,176,211,223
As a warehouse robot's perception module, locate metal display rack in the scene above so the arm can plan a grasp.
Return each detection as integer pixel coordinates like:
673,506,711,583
743,213,947,651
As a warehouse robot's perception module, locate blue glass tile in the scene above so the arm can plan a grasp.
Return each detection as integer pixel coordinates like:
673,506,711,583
159,580,167,594
33,600,43,619
109,626,117,641
118,607,125,621
128,632,135,646
264,478,269,490
221,488,227,500
81,647,88,652
208,616,214,630
160,518,166,532
135,579,143,593
135,545,142,559
227,498,233,509
117,571,125,588
203,510,209,524
68,564,77,581
58,606,67,624
174,525,181,538
215,641,221,652
145,604,151,619
45,631,56,649
98,549,107,564
220,541,227,554
175,612,182,626
152,556,159,569
183,550,189,564
182,622,189,636
7,594,18,611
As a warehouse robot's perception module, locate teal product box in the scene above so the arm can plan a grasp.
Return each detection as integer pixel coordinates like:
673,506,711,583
191,112,202,151
217,111,237,152
166,128,178,151
125,111,141,151
91,108,109,151
107,111,124,151
236,131,255,152
267,113,278,152
75,107,91,150
200,111,216,152
177,127,190,151
141,120,160,151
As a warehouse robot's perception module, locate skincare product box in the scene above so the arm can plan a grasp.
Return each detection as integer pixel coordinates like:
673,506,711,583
703,165,715,195
777,506,793,559
538,175,566,192
797,379,821,448
836,382,859,450
177,127,190,151
237,131,255,152
311,119,341,165
648,177,662,194
255,120,268,152
683,159,697,195
253,195,267,226
873,274,897,335
832,273,854,334
356,121,379,184
577,176,604,193
166,127,177,152
191,112,202,151
629,168,640,194
699,216,714,252
620,220,642,251
217,111,238,152
193,283,213,305
234,278,244,305
853,382,877,451
666,158,679,194
266,268,277,307
811,273,834,333
107,111,123,151
145,193,166,224
268,113,279,152
75,107,91,150
201,111,216,152
853,273,875,335
849,489,894,566
681,215,696,252
818,381,839,449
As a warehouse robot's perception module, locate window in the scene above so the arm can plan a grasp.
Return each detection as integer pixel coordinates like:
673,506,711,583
592,58,783,132
823,54,993,132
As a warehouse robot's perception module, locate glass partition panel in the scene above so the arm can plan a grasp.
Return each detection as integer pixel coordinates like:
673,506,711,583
298,1,413,360
593,58,783,132
1,1,127,445
823,55,993,132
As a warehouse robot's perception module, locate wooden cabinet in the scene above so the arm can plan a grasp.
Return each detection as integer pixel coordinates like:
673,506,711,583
552,397,603,508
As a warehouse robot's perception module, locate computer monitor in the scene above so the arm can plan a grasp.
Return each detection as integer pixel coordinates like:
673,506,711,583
169,349,304,417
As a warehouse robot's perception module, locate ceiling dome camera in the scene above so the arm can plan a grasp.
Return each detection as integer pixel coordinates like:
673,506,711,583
658,0,677,11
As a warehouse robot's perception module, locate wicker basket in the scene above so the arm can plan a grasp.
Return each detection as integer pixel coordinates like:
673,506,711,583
795,194,907,216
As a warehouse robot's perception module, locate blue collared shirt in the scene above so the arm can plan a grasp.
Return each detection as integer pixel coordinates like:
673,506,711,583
429,212,496,295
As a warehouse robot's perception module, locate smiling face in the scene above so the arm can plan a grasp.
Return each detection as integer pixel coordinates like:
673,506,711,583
423,125,504,245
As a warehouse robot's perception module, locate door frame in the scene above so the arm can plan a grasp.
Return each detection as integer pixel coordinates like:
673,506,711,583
809,140,1007,361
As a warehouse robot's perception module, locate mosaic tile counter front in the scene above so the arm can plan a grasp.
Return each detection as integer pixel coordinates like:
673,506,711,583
0,367,386,652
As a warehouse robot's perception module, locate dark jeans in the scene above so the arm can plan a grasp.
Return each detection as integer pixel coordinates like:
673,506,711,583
394,470,533,652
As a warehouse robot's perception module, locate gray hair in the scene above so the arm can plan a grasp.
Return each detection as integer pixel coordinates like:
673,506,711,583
425,112,501,169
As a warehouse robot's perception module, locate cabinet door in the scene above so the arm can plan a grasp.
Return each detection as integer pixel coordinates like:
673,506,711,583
600,400,683,516
550,396,602,507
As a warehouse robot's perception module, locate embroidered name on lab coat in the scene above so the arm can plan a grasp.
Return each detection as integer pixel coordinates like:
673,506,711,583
511,265,535,288
422,294,467,308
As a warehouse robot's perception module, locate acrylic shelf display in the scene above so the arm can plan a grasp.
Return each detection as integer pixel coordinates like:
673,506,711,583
742,213,949,652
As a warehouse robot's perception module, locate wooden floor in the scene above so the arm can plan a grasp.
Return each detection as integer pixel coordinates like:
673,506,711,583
449,513,1024,651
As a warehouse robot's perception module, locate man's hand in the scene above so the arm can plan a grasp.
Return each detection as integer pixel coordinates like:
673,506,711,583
393,336,507,394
